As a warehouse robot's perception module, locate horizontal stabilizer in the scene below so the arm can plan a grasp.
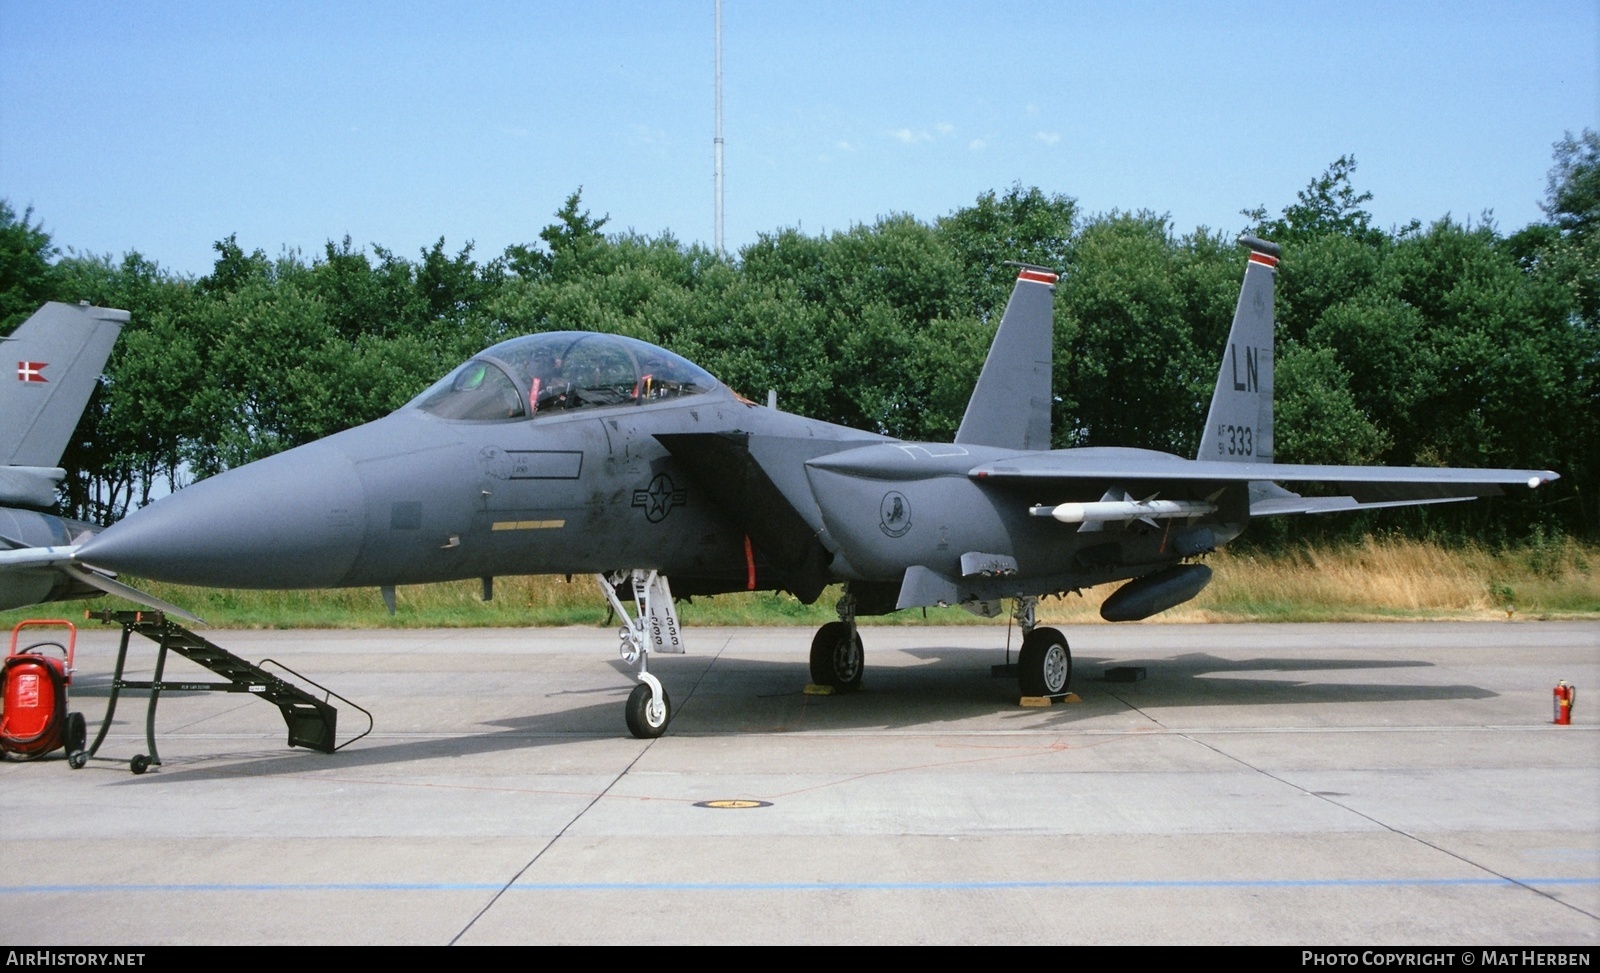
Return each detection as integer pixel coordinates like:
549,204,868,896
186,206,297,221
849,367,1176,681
0,466,67,509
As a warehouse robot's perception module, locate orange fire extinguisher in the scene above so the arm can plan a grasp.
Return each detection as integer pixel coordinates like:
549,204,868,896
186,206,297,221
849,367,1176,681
1552,681,1575,725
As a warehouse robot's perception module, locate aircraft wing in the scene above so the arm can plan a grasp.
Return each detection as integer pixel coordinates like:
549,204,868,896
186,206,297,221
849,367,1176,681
0,543,205,623
967,451,1558,515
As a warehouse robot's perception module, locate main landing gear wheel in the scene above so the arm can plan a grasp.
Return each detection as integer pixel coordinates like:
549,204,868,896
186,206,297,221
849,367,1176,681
1018,626,1072,697
809,621,863,692
625,682,671,739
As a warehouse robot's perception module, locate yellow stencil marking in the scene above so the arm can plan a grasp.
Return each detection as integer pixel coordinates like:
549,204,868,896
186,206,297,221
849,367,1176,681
492,519,565,531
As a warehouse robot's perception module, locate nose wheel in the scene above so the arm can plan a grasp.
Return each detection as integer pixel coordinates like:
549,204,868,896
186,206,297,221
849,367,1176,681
625,679,671,738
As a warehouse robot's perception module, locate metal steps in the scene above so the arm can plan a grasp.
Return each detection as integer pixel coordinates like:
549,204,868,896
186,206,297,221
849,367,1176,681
84,610,370,772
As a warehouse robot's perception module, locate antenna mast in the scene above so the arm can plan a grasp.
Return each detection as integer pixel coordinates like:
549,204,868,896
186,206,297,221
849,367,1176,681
714,0,724,252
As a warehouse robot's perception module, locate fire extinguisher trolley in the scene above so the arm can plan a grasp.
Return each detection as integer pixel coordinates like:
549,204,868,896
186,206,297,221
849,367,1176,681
1553,680,1576,725
0,619,89,766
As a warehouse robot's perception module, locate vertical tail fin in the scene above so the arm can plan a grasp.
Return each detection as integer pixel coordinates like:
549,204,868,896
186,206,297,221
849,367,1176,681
1197,236,1278,463
954,265,1057,451
0,303,127,468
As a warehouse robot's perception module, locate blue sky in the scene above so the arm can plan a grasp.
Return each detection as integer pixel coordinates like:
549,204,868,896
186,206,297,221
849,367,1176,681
2,1,1595,278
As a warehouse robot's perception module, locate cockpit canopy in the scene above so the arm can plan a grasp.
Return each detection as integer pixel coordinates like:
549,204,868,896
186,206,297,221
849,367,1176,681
409,331,721,422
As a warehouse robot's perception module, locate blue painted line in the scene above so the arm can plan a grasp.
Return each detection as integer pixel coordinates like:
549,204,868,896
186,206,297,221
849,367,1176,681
4,883,504,893
3,877,1596,894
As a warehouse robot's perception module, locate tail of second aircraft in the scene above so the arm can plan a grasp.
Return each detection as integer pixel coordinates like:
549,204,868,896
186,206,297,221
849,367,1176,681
0,303,127,470
1197,236,1279,463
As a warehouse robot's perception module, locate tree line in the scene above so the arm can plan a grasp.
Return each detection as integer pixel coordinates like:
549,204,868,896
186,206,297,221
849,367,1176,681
2,132,1595,542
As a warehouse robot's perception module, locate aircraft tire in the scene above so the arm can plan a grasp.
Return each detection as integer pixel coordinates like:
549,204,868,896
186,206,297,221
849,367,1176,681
809,621,863,692
625,682,671,739
1018,627,1072,697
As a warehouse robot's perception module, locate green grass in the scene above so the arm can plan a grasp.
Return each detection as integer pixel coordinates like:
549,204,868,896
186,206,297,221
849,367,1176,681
3,537,1594,632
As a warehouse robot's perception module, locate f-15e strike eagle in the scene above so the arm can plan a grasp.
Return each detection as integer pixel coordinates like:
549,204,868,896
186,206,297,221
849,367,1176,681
71,236,1557,737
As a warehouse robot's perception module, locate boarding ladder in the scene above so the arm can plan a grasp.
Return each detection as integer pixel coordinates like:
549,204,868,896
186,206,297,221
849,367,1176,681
83,609,371,773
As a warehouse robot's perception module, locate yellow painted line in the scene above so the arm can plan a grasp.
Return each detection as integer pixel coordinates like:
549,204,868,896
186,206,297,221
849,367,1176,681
491,519,566,531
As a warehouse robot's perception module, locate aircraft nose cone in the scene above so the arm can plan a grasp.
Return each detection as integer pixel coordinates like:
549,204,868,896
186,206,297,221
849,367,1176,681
79,442,365,588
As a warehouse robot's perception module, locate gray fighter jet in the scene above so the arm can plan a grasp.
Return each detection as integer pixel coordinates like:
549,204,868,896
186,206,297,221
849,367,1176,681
74,237,1558,736
0,301,193,614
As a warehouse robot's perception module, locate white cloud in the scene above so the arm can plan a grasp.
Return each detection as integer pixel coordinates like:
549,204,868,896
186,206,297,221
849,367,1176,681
887,124,966,146
969,138,987,151
631,124,670,144
1035,131,1062,145
889,127,931,144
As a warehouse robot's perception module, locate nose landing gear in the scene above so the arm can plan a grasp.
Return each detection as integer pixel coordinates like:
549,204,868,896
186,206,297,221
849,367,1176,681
598,569,683,739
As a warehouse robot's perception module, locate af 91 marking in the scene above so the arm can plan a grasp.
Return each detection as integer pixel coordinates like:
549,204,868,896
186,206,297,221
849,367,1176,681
1216,424,1254,457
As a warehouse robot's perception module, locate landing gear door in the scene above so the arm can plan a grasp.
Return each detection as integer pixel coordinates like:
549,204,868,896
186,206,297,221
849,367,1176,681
646,573,685,654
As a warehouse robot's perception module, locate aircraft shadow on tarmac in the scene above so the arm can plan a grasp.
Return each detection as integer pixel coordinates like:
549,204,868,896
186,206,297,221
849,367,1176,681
62,641,1497,784
882,645,1494,710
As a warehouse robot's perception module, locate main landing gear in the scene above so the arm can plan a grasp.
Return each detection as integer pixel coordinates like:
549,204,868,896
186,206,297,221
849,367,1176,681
597,570,683,739
801,591,1072,701
597,576,1068,733
809,590,863,692
1012,596,1072,699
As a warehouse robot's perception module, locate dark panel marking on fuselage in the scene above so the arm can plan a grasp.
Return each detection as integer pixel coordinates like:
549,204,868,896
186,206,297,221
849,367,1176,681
507,450,583,479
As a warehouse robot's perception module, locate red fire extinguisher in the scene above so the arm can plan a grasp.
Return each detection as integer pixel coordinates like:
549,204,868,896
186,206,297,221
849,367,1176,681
1552,681,1575,725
